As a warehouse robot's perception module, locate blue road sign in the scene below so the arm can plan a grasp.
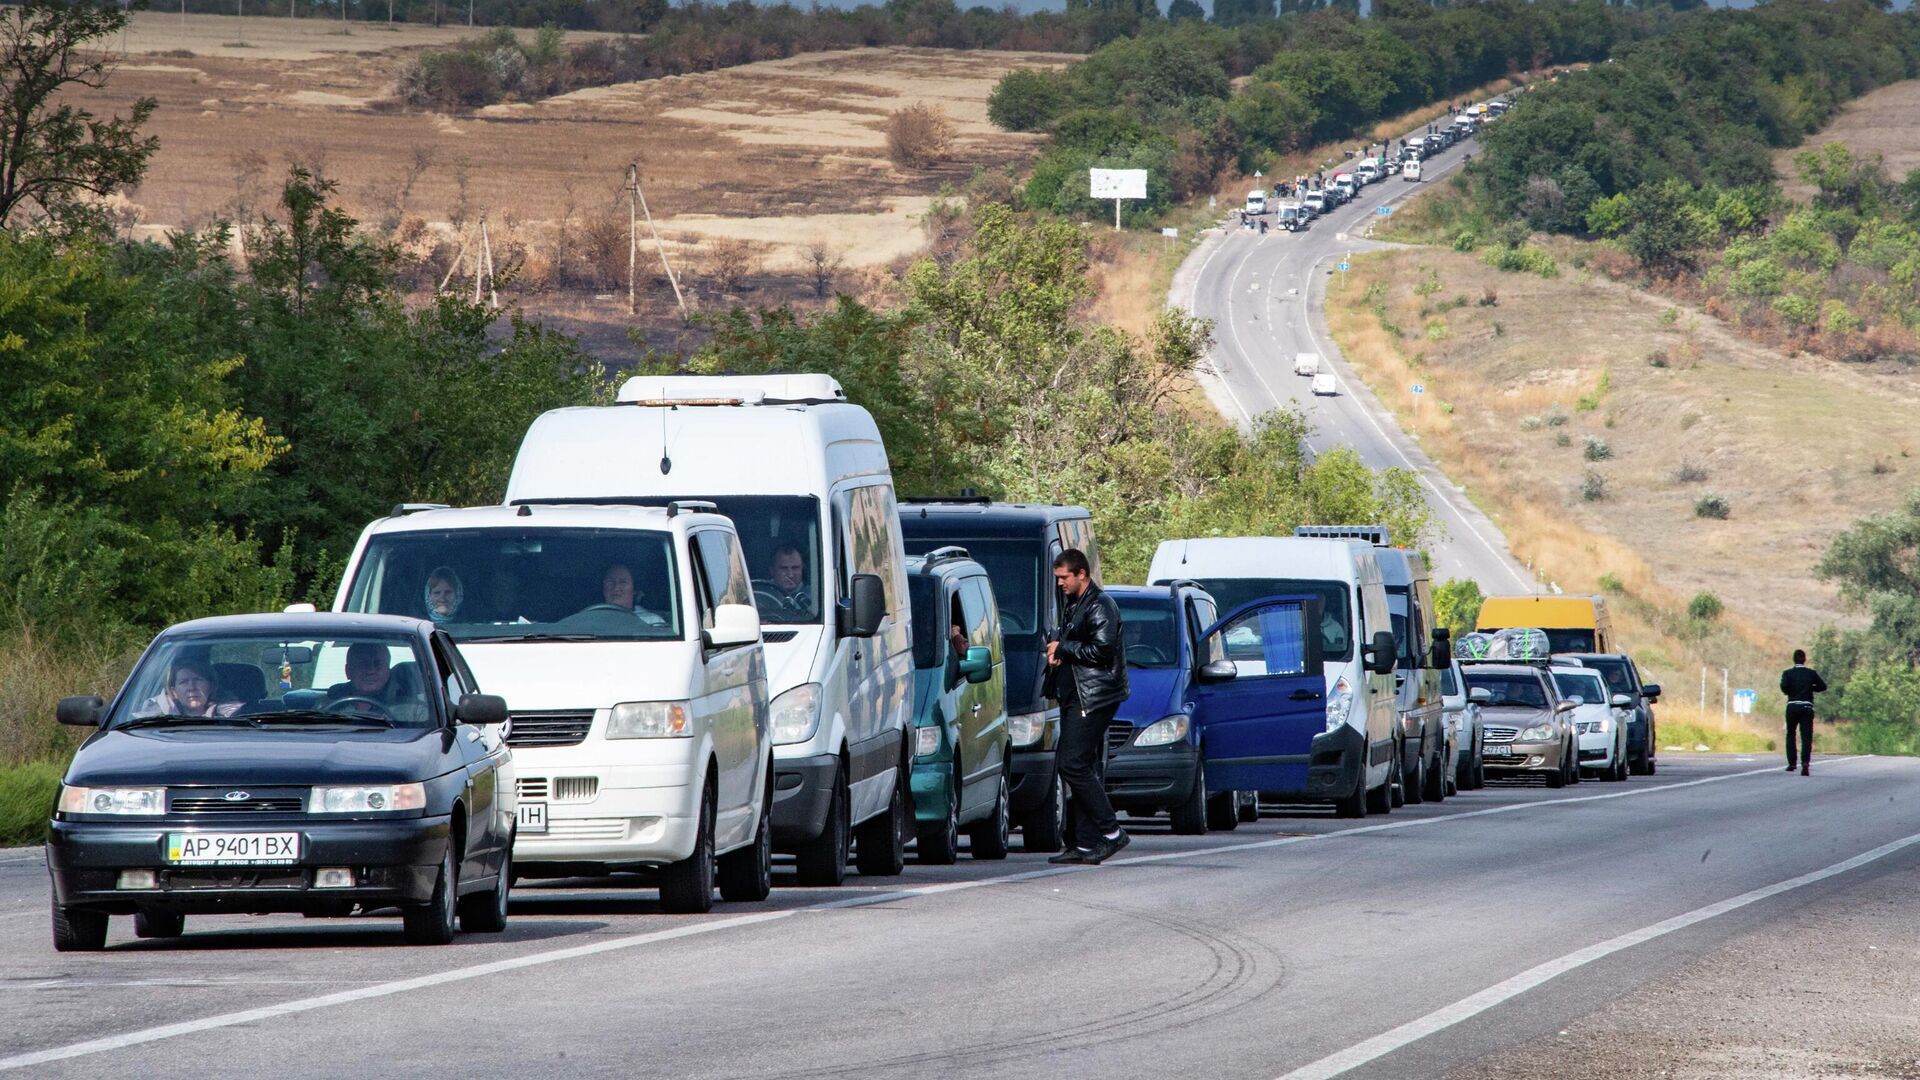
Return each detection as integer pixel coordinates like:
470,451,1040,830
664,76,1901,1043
1411,384,1425,394
1337,261,1350,272
1376,205,1393,215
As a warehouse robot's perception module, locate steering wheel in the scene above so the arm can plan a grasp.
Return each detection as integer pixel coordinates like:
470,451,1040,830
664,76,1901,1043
754,584,808,615
1127,643,1172,666
325,696,395,722
575,603,636,616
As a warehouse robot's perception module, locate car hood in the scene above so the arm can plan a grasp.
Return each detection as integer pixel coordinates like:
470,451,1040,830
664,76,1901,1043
69,726,457,787
458,640,709,711
1115,668,1182,726
1478,704,1553,726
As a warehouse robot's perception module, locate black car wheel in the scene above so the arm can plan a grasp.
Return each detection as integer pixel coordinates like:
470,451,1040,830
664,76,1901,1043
1169,759,1209,835
458,827,512,933
917,768,961,865
967,769,1011,860
719,776,774,902
660,783,717,914
854,760,909,877
1424,744,1447,802
1389,748,1408,808
1567,740,1581,785
52,899,107,953
1238,790,1260,823
1021,773,1067,854
403,845,459,946
793,763,849,887
134,909,184,940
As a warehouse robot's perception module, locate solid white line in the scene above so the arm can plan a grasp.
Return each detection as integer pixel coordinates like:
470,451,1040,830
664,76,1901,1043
0,758,1861,1073
1273,820,1920,1080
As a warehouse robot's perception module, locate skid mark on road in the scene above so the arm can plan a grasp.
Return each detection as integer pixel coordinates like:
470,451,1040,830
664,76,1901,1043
0,758,1865,1074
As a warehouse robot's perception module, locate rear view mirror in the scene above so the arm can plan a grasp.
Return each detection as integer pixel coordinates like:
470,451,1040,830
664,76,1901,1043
1197,659,1238,683
959,645,993,685
704,603,760,649
1366,630,1396,676
1429,627,1451,669
1610,693,1632,708
1468,686,1492,704
455,694,508,725
1640,683,1662,701
57,696,104,727
840,574,885,639
265,645,314,665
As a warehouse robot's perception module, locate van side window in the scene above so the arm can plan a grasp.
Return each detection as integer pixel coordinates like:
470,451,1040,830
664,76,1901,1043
845,485,907,625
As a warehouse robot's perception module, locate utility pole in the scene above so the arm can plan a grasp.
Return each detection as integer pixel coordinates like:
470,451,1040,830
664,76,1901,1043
626,161,687,324
626,162,638,315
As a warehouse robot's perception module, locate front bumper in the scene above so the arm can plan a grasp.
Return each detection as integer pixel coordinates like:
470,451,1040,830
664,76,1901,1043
1105,741,1200,812
46,815,450,914
910,755,955,825
512,757,705,871
1482,739,1557,774
770,752,840,848
1578,730,1617,766
1008,746,1058,816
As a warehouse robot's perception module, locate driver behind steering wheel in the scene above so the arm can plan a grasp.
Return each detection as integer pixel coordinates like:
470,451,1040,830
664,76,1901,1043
327,642,424,722
757,544,817,622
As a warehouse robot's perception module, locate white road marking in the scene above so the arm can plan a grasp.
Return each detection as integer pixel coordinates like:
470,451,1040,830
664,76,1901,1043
0,758,1863,1073
1274,816,1920,1080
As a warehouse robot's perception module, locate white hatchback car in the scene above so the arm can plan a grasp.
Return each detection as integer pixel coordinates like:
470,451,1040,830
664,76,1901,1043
1311,370,1338,396
1551,665,1627,781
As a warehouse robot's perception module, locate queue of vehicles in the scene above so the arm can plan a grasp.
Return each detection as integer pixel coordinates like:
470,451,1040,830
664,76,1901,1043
43,363,1663,951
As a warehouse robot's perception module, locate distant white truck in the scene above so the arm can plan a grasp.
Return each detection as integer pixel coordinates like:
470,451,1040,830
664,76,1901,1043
1404,159,1423,182
1245,189,1268,216
1294,352,1320,376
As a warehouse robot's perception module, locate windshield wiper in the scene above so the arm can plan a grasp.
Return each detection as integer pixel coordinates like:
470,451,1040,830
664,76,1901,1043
252,709,395,728
460,632,600,643
120,714,258,730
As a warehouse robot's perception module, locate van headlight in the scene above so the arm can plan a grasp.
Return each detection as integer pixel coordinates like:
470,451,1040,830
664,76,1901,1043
608,701,692,739
770,684,821,746
1134,715,1190,747
1325,677,1354,731
1008,711,1046,748
310,784,427,813
58,785,164,816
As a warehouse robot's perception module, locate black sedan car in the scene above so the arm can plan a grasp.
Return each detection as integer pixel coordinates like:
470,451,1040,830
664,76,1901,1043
46,613,515,950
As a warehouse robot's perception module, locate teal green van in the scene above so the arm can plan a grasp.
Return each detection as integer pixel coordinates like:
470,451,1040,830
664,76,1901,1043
904,548,1011,863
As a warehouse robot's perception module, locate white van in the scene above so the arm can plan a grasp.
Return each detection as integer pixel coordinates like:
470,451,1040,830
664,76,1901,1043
1329,173,1357,200
335,503,772,913
1403,159,1423,182
1245,189,1268,216
1293,352,1320,377
1276,200,1306,231
503,373,914,887
1148,537,1398,816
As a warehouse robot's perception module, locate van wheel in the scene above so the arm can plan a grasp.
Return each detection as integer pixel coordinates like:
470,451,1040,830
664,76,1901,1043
1566,743,1581,785
660,784,716,914
917,770,960,865
402,846,459,946
1205,789,1240,832
1363,770,1391,815
719,779,774,903
967,769,1011,860
854,762,908,877
1238,791,1260,823
1021,774,1067,854
133,909,183,939
793,764,848,887
1388,751,1407,808
52,901,107,952
1424,745,1447,802
1403,745,1425,805
1169,763,1208,835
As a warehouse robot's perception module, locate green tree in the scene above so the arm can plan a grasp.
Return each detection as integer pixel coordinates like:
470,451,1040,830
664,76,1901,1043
1167,0,1204,21
1624,180,1712,274
987,68,1067,133
1431,578,1483,638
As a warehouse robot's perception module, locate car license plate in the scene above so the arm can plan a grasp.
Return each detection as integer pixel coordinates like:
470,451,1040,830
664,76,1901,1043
518,802,548,834
1483,745,1513,758
166,832,301,865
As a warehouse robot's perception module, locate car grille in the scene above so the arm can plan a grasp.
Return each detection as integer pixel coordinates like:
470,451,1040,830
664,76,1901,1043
545,818,629,841
553,776,598,802
1483,725,1519,742
1106,723,1136,754
506,711,594,748
762,630,799,644
517,777,549,800
169,795,304,815
1579,748,1607,760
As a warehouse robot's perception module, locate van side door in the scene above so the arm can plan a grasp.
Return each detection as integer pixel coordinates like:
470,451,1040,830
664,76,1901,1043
955,573,1004,807
834,483,913,824
691,526,764,848
1191,599,1326,794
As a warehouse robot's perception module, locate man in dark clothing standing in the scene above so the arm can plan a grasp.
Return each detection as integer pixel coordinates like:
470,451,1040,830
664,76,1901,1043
1045,549,1130,865
1780,649,1827,776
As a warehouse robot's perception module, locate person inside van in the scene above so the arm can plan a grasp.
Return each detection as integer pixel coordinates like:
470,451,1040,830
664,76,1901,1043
424,567,464,624
759,544,817,622
599,562,668,627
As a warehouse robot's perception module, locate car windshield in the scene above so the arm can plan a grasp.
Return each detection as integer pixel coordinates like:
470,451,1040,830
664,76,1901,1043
344,527,683,643
1577,657,1634,695
1115,595,1180,669
1464,672,1549,708
110,633,436,728
904,539,1041,646
1185,578,1352,661
1553,671,1607,706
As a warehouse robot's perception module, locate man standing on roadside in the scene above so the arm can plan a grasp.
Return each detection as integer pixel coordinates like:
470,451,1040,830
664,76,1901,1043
1045,549,1130,865
1780,649,1827,776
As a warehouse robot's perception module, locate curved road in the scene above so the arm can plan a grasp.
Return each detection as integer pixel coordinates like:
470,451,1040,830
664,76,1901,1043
1174,134,1535,592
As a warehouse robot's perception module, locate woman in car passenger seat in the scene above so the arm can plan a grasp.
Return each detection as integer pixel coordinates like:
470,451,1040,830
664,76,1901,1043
140,658,217,718
424,567,464,624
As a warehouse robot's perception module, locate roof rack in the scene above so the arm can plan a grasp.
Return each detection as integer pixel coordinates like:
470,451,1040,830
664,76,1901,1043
900,488,993,506
1294,524,1392,545
666,500,718,518
389,503,451,518
921,545,973,564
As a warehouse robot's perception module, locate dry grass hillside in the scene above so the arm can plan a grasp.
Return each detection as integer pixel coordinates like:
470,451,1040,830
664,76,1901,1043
1776,80,1920,202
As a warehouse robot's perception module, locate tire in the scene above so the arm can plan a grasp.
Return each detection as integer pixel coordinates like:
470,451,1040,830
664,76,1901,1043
457,829,512,934
134,909,183,939
718,782,773,903
660,783,717,914
793,762,849,887
52,901,107,952
1335,764,1369,819
854,762,908,877
1455,750,1473,794
1423,744,1446,802
403,845,459,946
917,769,961,865
1238,790,1260,823
1646,755,1657,775
1364,770,1392,815
1205,789,1240,832
1388,750,1406,808
1567,742,1581,785
967,769,1011,860
1020,773,1067,854
1400,744,1423,805
1169,761,1208,835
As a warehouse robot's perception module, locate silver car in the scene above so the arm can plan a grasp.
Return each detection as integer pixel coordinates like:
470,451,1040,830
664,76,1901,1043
1462,663,1578,787
1441,660,1484,791
1551,665,1629,782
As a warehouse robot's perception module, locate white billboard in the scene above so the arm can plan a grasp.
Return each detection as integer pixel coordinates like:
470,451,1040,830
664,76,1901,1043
1089,168,1148,200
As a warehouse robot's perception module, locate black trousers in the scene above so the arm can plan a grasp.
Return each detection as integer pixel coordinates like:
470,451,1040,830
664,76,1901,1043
1057,698,1120,850
1786,704,1815,768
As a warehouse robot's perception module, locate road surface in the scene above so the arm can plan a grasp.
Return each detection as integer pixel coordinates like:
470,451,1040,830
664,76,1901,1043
1174,135,1535,593
4,754,1918,1078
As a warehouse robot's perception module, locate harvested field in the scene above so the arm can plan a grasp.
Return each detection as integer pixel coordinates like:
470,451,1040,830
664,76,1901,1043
1777,80,1920,202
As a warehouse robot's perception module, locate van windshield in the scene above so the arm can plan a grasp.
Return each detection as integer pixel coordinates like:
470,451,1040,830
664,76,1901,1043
904,539,1041,645
1185,578,1351,661
1114,595,1179,669
344,528,684,643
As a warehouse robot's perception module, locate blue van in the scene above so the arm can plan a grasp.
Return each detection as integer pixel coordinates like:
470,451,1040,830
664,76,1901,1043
899,497,1097,853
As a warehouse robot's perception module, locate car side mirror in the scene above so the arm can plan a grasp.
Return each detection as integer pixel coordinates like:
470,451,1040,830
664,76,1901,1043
1555,699,1577,714
1429,628,1451,669
959,645,993,685
1640,683,1662,701
455,693,508,726
1564,695,1584,706
704,603,760,649
839,573,885,639
1366,630,1396,676
57,696,104,727
1610,693,1632,708
1197,659,1238,683
1468,687,1492,704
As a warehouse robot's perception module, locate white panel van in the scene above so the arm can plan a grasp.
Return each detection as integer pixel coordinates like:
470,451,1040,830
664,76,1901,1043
503,374,915,886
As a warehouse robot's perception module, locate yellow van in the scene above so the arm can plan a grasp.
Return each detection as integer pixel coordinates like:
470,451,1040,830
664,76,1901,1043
1476,595,1614,655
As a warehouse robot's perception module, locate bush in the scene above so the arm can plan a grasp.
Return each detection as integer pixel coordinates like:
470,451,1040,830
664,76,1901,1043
1581,470,1608,501
1555,430,1572,448
1583,436,1612,461
1687,591,1722,621
1672,461,1708,483
399,49,504,108
1598,571,1625,594
987,68,1067,133
1648,349,1669,368
1695,491,1731,518
0,761,61,846
1432,578,1484,638
1520,415,1542,431
1485,244,1559,278
887,104,955,171
1545,409,1569,427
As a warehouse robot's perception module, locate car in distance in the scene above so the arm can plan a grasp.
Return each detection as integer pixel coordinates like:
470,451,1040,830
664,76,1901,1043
46,613,513,951
1440,660,1485,792
1558,653,1660,775
903,548,1012,863
1312,370,1338,396
1551,665,1627,781
1461,661,1577,787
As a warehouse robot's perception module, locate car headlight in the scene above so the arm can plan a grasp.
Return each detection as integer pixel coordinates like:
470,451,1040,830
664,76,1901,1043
309,784,427,813
770,683,821,746
1520,724,1554,742
1134,715,1190,747
914,725,941,758
1008,711,1046,748
58,785,164,816
1325,677,1354,731
608,701,692,739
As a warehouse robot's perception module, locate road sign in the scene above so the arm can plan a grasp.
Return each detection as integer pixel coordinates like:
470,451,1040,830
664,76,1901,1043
1411,384,1425,394
1733,689,1756,715
1089,169,1147,200
1337,261,1350,272
1375,205,1393,215
1161,227,1179,238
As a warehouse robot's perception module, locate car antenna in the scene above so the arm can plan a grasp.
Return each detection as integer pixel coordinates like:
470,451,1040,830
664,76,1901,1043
1180,538,1190,565
659,403,672,475
517,504,531,517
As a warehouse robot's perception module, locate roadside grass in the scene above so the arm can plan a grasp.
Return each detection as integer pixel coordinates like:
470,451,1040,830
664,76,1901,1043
0,762,61,847
0,629,133,845
1655,717,1776,755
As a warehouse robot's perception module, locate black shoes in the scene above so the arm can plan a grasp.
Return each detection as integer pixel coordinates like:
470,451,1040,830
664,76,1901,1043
1086,831,1131,864
1785,764,1797,772
1048,849,1091,865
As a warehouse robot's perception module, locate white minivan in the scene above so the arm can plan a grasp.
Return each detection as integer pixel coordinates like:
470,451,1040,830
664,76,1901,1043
504,373,915,887
1148,537,1398,816
335,502,773,913
1293,352,1320,377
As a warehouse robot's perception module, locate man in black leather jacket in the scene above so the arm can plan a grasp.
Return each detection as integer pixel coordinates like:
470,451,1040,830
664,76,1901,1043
1045,549,1131,865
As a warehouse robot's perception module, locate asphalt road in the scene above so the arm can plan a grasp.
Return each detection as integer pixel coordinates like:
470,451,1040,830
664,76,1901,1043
1174,133,1536,593
5,754,1919,1078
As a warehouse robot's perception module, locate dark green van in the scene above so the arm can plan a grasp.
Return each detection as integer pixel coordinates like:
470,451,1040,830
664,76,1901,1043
904,548,1011,863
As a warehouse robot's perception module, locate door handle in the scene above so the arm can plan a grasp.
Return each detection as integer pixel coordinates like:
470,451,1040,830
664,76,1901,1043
972,704,982,716
1290,689,1322,701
